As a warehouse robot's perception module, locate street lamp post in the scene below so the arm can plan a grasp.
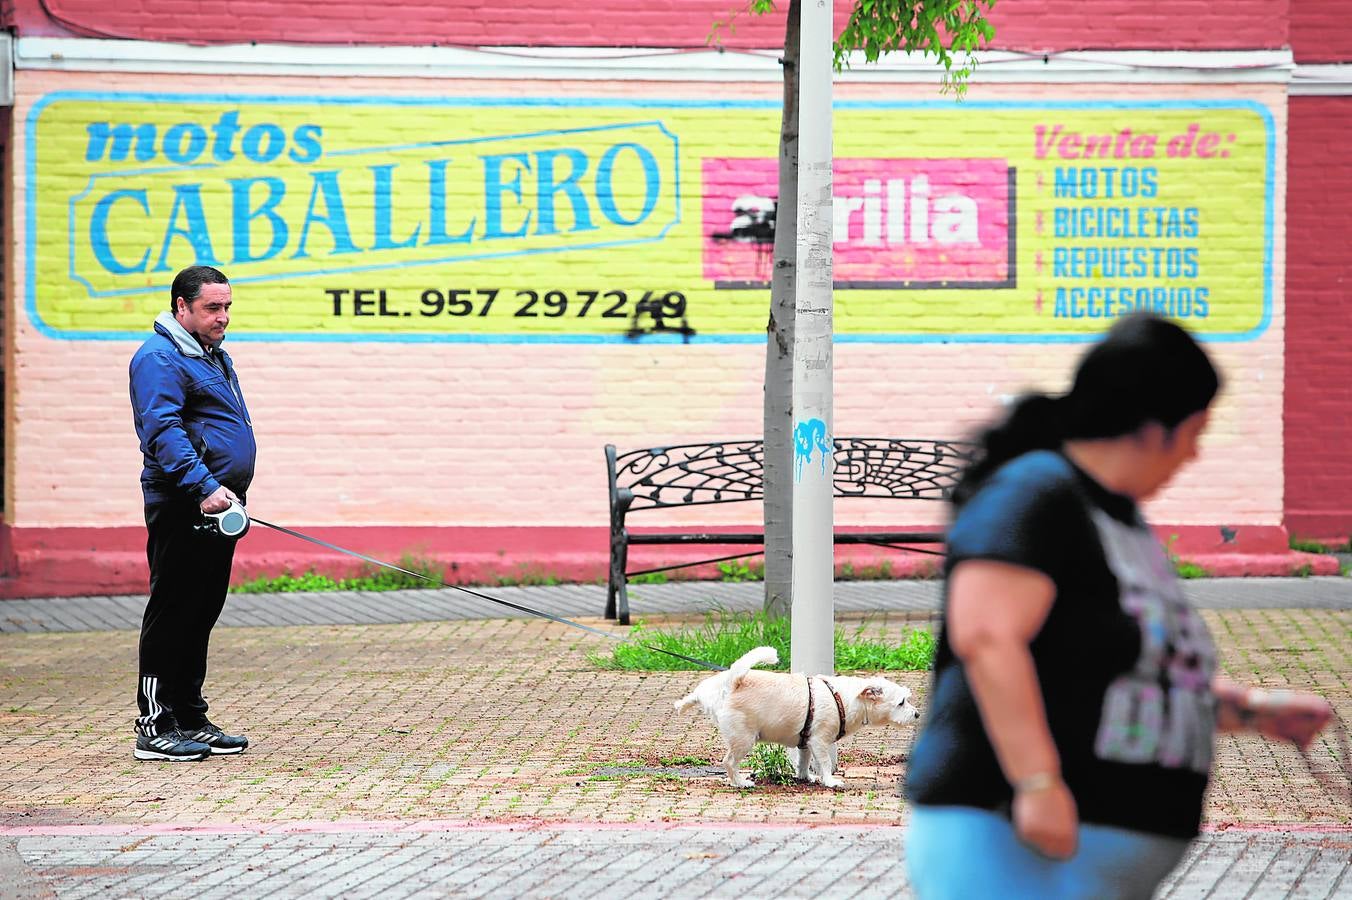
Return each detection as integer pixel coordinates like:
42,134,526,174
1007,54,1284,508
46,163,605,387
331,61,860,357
790,0,835,690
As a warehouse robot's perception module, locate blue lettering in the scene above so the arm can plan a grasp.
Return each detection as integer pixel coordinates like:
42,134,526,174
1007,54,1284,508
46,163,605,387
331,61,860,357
90,190,151,274
86,123,157,163
1105,208,1121,238
1053,246,1068,277
370,164,422,250
162,123,208,165
293,170,359,258
154,183,220,271
424,159,474,246
229,177,289,264
289,125,324,164
595,143,659,227
1141,167,1158,198
482,152,533,240
211,111,241,163
1053,168,1077,198
242,124,286,164
535,148,596,236
1087,288,1103,318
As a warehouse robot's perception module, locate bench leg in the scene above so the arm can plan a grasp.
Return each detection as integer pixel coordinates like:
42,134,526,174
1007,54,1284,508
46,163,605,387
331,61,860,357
606,534,632,625
617,574,631,627
606,528,629,623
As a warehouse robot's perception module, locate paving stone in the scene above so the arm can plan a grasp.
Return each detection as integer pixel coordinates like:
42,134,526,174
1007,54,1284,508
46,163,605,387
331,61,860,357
17,825,1333,898
1,578,1349,897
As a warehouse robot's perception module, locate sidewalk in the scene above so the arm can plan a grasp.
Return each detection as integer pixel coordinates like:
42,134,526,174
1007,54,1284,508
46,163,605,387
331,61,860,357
0,577,1349,897
3,575,1351,634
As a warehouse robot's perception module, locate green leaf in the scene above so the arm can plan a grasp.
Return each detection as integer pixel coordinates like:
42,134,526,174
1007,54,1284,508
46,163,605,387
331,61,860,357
831,0,998,94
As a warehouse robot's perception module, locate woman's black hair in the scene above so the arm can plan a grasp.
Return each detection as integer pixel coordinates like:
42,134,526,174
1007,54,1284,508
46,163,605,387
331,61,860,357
952,313,1222,505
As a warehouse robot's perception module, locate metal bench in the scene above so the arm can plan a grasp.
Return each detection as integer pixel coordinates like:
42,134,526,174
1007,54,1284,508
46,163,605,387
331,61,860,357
604,438,976,624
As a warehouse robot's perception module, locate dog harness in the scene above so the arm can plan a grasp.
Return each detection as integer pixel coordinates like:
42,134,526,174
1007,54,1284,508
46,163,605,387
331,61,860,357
797,676,848,749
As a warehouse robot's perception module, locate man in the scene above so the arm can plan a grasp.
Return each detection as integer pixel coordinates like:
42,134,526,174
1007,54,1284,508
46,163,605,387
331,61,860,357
128,265,256,761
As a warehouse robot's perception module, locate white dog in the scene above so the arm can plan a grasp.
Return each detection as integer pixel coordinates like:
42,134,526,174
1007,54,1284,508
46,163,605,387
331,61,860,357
674,646,922,788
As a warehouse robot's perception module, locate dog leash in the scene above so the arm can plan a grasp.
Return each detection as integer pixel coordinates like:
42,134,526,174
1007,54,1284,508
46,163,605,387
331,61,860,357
248,515,727,672
240,514,1351,805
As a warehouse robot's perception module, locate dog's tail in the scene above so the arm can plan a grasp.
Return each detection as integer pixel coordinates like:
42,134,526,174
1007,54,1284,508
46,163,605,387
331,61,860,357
727,646,779,689
673,646,779,713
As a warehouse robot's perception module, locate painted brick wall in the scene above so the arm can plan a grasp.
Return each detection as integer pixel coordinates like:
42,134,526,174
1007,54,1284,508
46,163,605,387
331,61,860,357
1291,0,1352,63
3,68,1292,597
1284,95,1352,539
10,0,1286,51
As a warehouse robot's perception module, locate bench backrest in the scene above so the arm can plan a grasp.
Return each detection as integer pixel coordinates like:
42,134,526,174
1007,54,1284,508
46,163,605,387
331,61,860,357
606,438,977,515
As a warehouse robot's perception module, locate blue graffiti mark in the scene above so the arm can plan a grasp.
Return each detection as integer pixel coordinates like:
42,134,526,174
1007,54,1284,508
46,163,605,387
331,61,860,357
793,417,832,481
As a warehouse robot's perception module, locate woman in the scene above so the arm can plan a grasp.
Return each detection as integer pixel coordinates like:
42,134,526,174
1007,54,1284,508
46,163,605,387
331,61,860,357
904,313,1331,899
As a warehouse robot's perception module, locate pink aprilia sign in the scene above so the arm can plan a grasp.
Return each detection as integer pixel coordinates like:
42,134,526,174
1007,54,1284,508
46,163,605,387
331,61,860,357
702,157,1014,289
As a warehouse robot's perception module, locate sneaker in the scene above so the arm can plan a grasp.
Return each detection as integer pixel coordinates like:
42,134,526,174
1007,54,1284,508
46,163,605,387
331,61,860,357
184,722,249,755
134,730,210,761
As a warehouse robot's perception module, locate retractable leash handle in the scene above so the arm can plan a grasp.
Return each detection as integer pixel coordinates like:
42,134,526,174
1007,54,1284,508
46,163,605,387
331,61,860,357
197,499,251,539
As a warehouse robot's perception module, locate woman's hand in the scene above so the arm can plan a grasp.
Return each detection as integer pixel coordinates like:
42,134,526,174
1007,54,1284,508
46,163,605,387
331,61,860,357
1012,775,1079,860
1247,689,1332,749
1215,679,1332,750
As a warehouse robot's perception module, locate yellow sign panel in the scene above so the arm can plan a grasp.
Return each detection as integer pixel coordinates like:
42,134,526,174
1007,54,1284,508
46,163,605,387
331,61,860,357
26,93,1274,342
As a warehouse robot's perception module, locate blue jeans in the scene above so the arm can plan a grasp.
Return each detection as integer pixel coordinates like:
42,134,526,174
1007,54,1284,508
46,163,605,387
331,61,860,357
906,805,1191,900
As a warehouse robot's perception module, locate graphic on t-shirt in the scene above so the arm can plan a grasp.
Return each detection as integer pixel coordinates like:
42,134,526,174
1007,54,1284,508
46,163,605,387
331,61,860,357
1090,510,1217,774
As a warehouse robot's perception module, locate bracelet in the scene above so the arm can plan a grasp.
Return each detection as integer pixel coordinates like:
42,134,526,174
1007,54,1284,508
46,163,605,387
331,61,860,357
1012,772,1060,794
1235,689,1265,726
1235,688,1297,727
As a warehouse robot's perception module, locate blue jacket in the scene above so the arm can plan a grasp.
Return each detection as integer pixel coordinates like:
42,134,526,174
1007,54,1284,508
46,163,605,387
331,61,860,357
130,312,257,505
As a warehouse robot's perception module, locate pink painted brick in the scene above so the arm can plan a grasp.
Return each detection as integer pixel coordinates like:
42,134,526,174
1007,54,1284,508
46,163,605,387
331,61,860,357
7,0,1287,51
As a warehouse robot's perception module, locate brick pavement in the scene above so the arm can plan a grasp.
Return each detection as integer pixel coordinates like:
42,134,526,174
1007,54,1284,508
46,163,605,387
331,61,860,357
2,824,1348,899
0,581,1349,897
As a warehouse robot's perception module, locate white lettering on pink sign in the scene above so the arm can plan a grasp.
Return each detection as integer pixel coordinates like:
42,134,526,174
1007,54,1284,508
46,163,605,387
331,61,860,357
702,157,1013,289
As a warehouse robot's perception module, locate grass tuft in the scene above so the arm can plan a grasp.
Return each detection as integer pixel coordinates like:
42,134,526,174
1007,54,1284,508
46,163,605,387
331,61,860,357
231,555,445,593
717,559,765,582
1289,537,1334,555
588,609,935,672
746,744,797,785
1165,535,1210,579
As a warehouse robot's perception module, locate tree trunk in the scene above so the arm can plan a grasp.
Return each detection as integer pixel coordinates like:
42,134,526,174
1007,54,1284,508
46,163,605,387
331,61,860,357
763,0,800,619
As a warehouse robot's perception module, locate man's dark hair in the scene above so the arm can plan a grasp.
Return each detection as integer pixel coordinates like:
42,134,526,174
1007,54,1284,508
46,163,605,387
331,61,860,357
170,266,229,312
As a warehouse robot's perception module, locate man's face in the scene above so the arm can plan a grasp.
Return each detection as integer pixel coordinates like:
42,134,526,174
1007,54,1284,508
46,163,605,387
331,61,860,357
175,282,232,346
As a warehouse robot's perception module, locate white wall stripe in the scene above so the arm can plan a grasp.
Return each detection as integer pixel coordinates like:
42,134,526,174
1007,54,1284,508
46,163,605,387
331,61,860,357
1290,64,1352,96
9,37,1302,85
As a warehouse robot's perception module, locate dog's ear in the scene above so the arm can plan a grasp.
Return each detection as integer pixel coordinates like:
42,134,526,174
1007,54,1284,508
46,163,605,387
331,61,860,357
859,686,885,701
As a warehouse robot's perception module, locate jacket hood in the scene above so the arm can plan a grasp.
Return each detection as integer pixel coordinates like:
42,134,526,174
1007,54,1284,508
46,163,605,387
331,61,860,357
154,311,211,358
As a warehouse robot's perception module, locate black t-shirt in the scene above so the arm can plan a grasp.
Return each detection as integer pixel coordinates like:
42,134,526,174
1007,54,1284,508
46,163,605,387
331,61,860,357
904,449,1217,839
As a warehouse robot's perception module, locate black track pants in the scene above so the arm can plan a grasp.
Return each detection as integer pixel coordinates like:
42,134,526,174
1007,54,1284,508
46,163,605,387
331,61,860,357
135,499,237,736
